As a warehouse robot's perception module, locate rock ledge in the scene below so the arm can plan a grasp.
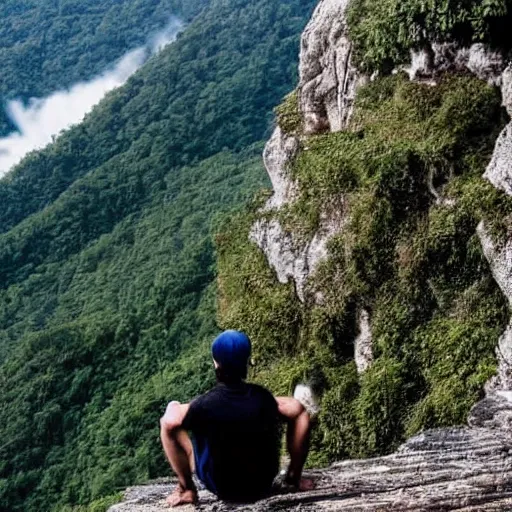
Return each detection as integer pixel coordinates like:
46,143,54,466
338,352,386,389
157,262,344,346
110,395,512,512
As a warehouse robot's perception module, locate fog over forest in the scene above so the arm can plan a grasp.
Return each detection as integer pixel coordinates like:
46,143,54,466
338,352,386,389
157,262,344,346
0,18,182,176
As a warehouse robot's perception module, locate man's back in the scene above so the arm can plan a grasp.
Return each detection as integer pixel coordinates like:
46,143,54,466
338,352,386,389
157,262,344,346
160,330,313,507
182,382,281,501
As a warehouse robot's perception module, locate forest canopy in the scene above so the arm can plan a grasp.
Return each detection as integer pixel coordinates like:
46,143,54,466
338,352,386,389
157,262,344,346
0,0,316,510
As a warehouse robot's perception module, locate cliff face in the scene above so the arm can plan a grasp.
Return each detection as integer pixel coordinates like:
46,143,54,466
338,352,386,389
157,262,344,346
111,1,512,510
479,63,512,394
250,0,364,303
216,0,512,465
252,0,512,397
298,0,366,134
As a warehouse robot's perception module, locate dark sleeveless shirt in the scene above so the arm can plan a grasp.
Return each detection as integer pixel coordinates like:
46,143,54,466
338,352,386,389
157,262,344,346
182,382,281,501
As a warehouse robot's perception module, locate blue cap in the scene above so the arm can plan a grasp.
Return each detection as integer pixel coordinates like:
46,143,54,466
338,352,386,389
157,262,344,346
212,330,251,379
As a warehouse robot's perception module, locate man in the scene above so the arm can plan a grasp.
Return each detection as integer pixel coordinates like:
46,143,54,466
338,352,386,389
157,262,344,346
160,330,316,507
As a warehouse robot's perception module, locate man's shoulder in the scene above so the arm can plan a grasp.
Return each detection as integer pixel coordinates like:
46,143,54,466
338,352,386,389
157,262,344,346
191,386,222,407
247,382,274,397
247,383,277,407
191,383,276,409
183,387,221,425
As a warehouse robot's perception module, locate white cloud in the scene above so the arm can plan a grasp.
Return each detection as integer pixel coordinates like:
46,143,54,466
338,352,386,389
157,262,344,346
0,17,183,176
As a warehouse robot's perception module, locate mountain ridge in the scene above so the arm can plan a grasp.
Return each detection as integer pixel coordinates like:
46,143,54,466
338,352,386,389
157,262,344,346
0,1,317,510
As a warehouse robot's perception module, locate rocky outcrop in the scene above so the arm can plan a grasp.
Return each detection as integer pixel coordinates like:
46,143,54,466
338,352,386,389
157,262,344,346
354,308,372,373
407,43,506,85
252,0,362,303
248,125,334,302
483,63,512,195
484,123,512,195
110,395,512,511
250,211,345,302
298,0,366,134
477,60,512,395
501,64,512,115
261,127,299,210
469,392,512,429
478,222,512,392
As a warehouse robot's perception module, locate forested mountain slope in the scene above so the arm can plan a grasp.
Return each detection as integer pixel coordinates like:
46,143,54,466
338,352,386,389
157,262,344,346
0,1,317,510
0,0,209,135
0,0,307,232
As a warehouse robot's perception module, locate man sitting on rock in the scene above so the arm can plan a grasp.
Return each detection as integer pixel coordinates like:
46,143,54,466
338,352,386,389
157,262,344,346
160,330,317,507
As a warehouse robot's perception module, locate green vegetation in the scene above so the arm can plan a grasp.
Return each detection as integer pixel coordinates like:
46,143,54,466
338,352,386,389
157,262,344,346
3,0,512,509
0,0,318,510
0,148,267,511
62,494,122,512
347,0,512,71
274,91,302,135
217,73,511,461
0,0,313,235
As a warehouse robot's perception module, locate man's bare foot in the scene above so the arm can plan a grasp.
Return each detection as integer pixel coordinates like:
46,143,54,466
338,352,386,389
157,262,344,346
166,485,198,507
276,474,316,493
297,477,316,491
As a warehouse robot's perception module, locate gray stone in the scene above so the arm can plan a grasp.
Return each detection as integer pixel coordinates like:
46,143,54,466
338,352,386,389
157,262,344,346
354,308,372,374
250,211,344,302
477,222,512,307
262,127,300,210
477,56,512,395
469,392,512,429
298,0,366,134
110,402,512,511
251,0,362,303
502,64,512,115
484,124,512,196
407,43,505,85
477,221,512,392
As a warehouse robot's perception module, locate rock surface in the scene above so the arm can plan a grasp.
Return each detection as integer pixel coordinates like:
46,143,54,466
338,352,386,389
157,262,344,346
478,222,512,392
251,0,359,303
110,395,512,511
262,127,299,210
250,212,344,302
298,0,366,134
484,124,512,196
501,64,512,115
354,309,373,374
407,43,506,85
478,60,512,394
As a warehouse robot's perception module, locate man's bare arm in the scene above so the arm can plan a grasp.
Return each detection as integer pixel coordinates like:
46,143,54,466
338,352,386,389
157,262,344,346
160,401,190,432
159,401,197,507
276,396,314,490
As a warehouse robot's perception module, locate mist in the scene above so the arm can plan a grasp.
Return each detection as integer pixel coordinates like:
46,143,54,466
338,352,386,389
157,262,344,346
0,17,183,176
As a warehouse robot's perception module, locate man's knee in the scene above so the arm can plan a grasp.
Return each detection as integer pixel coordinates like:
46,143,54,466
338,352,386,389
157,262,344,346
160,401,183,432
277,397,305,420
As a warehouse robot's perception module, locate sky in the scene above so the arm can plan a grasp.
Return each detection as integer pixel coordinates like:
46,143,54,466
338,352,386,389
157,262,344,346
0,18,183,177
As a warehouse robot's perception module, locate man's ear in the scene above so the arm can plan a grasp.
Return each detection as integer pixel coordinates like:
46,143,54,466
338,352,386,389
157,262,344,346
213,358,219,369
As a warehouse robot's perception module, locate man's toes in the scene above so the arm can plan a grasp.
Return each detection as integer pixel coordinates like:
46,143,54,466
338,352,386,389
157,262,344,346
299,477,316,492
166,489,197,508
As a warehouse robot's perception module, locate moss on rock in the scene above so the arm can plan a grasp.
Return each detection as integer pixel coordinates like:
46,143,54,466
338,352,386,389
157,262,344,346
216,73,512,462
274,91,303,135
347,0,512,72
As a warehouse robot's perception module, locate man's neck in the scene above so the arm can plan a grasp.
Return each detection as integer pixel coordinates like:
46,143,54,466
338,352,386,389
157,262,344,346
217,378,245,389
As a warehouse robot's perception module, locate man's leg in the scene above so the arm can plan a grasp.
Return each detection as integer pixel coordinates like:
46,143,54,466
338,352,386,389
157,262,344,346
276,397,315,491
160,402,197,507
